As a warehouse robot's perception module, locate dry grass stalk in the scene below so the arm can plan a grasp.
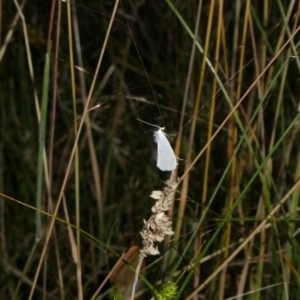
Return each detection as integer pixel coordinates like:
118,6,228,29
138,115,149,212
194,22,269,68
130,171,178,299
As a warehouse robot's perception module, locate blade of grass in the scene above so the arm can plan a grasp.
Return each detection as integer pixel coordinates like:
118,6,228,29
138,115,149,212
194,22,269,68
66,0,83,298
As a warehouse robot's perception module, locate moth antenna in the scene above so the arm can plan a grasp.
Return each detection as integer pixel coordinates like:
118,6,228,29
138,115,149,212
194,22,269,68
137,118,162,129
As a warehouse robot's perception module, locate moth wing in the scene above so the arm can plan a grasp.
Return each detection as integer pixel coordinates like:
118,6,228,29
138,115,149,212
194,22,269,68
154,130,177,171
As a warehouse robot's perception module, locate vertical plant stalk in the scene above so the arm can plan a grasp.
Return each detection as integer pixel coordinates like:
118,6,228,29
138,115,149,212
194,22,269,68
130,171,178,300
71,0,104,246
36,53,50,239
219,1,250,298
66,0,83,298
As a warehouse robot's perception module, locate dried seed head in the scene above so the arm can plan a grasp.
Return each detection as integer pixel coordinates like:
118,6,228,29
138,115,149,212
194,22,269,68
150,190,163,200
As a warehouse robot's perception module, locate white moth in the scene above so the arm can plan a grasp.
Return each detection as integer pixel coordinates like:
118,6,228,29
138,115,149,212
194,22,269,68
138,119,177,171
153,128,177,171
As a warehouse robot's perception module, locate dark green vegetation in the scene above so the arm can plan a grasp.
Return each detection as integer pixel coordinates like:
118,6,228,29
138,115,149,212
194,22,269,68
1,0,300,299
